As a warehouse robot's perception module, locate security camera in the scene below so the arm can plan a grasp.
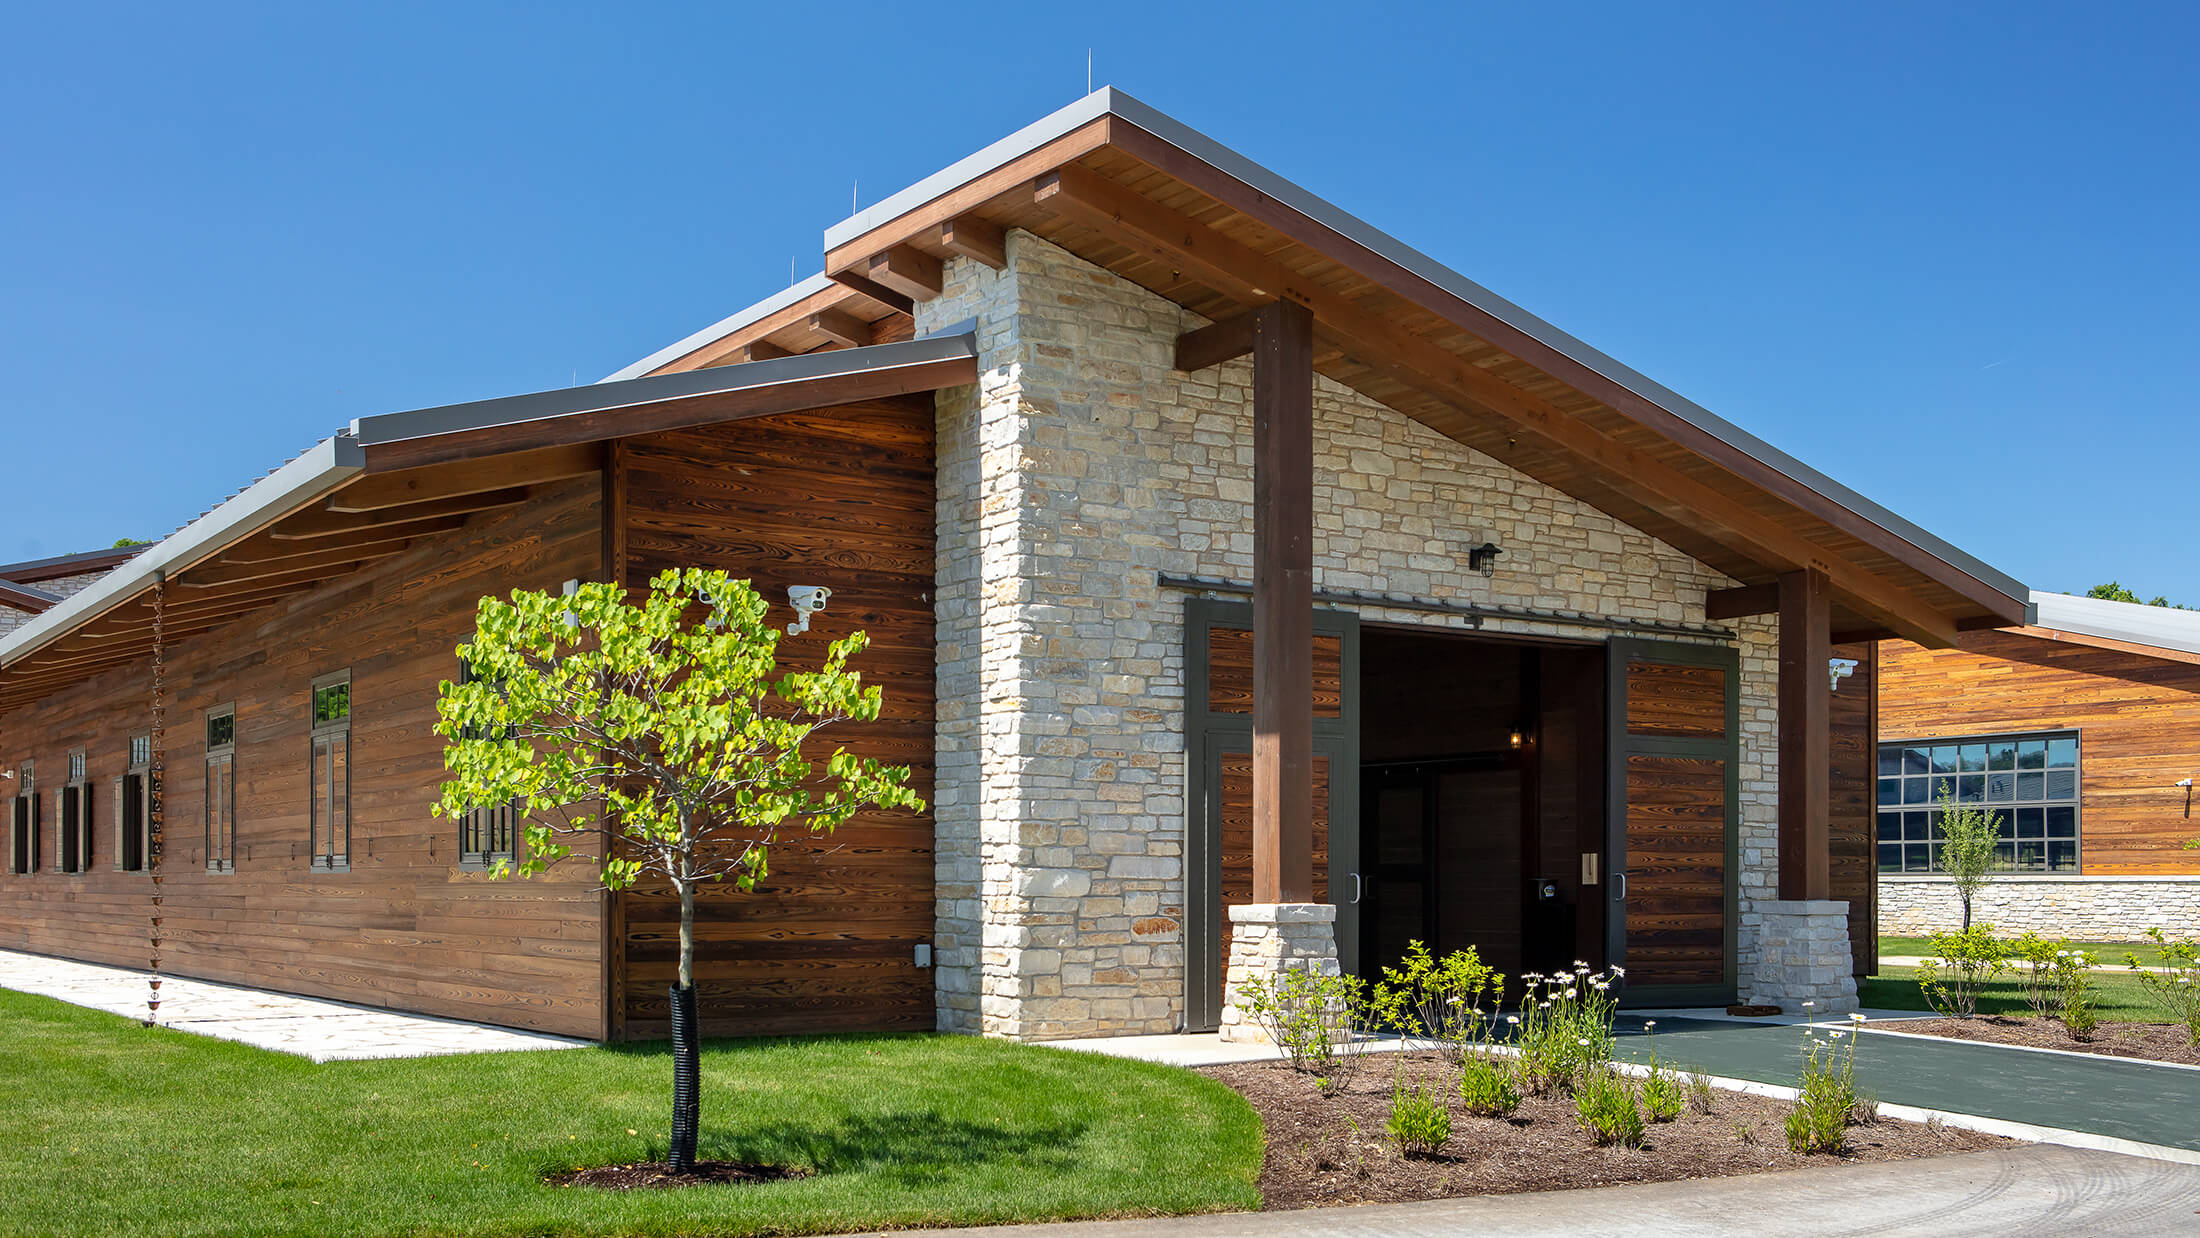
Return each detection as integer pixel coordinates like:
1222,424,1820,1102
2179,779,2194,789
786,585,832,635
1828,657,1860,692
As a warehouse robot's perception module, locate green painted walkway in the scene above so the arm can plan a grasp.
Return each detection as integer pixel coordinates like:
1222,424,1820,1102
1612,1016,2200,1153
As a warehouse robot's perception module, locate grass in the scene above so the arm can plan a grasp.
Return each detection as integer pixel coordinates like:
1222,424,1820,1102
0,988,1262,1238
1861,966,2170,1021
1879,934,2182,969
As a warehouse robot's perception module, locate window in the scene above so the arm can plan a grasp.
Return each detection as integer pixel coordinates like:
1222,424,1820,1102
1877,731,2080,873
456,661,516,870
60,749,91,874
309,672,350,872
206,706,235,873
116,738,151,872
8,763,36,875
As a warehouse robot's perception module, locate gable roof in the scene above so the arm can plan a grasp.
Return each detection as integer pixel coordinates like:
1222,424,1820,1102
2020,591,2200,662
617,88,2028,648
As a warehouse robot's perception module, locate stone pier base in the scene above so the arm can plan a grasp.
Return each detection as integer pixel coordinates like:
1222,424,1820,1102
1751,899,1860,1014
1217,902,1340,1044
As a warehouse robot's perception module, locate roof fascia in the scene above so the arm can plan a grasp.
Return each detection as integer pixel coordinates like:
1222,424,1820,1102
2027,590,2200,659
0,546,146,583
0,436,365,672
598,273,840,384
818,87,2028,618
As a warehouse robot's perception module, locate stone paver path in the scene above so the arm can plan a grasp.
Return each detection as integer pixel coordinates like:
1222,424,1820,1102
0,948,588,1061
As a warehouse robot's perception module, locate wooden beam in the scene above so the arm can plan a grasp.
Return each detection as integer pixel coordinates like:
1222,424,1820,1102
824,272,914,316
185,544,406,589
220,523,458,566
740,340,792,363
807,309,872,349
0,581,58,614
174,560,368,593
865,246,943,301
939,215,1006,269
331,442,601,507
1706,583,1781,620
1030,166,1960,650
266,489,530,541
1251,300,1316,906
1175,314,1256,372
1779,568,1833,901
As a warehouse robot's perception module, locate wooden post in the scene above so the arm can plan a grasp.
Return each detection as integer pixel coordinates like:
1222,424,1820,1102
1251,300,1315,904
1778,568,1832,900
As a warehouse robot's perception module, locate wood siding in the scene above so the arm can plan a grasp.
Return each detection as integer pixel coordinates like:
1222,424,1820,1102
614,398,937,1039
1620,754,1727,986
1880,631,2200,874
1829,641,1877,975
0,481,608,1037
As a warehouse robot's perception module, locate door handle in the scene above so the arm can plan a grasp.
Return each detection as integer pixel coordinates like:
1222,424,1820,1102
1350,872,1363,904
1614,871,1627,901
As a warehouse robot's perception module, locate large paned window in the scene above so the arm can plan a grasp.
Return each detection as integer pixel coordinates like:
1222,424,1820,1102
1877,731,2080,873
455,661,516,870
309,672,350,872
8,762,36,875
205,706,235,873
60,749,90,874
116,736,151,872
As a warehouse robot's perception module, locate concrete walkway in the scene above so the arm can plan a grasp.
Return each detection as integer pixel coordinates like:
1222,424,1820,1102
834,1145,2200,1237
0,948,588,1061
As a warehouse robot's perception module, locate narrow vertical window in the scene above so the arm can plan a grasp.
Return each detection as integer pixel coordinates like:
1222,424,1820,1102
60,750,88,874
7,763,34,875
309,672,351,872
205,706,235,873
456,660,517,869
117,735,151,872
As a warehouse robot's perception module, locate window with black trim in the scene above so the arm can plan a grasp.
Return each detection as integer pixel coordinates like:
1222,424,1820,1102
1877,731,2080,873
8,762,36,875
116,737,151,872
309,672,350,872
456,660,517,870
60,749,90,874
206,706,235,873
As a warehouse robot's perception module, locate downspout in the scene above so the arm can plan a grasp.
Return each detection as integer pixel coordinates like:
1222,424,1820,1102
144,572,166,1027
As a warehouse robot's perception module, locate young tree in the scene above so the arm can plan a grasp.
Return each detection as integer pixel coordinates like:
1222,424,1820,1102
1933,783,2001,932
435,568,922,1173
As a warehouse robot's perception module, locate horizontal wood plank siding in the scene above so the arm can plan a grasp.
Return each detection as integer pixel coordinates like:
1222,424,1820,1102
1829,642,1877,974
0,481,607,1036
1879,631,2200,874
616,397,937,1039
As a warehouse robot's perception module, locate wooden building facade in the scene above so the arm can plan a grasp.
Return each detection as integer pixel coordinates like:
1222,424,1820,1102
2,90,2031,1038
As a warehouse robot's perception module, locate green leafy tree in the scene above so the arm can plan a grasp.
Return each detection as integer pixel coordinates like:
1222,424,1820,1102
434,568,922,1173
2085,582,2191,610
1933,784,2000,931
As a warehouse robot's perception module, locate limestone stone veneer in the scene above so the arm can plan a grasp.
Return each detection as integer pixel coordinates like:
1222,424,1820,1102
1752,900,1860,1014
1217,903,1341,1044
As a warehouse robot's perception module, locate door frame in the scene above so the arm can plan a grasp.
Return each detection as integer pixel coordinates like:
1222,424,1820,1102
1183,598,1360,1032
1602,637,1741,1008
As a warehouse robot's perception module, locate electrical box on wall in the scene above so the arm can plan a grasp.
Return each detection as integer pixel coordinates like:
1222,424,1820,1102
1581,852,1600,885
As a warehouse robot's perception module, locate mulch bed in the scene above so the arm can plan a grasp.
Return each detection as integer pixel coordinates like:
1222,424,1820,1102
1876,1017,2200,1066
1203,1054,2006,1210
549,1161,815,1191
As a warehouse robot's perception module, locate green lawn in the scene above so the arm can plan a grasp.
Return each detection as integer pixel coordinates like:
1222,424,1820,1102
1862,965,2170,1021
1879,934,2182,969
0,989,1262,1238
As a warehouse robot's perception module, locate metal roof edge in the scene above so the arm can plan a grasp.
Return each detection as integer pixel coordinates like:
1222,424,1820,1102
0,436,365,673
0,545,147,583
355,329,978,448
2028,590,2200,659
598,273,841,384
818,86,2029,612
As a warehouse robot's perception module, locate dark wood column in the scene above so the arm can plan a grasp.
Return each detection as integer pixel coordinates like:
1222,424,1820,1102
1778,568,1832,900
1251,300,1316,904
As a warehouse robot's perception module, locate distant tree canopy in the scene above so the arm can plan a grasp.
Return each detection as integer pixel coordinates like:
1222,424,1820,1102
112,538,152,548
2086,582,2192,610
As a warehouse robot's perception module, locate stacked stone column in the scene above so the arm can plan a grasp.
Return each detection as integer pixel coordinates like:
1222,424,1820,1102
1751,899,1859,1014
1217,903,1341,1043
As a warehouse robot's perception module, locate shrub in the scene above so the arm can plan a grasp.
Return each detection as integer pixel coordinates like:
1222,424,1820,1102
1370,940,1502,1061
2128,927,2200,1047
1234,966,1376,1093
2062,974,2100,1041
1458,1052,1522,1118
1685,1070,1718,1115
1916,924,2009,1018
1785,1025,1859,1154
1573,1067,1645,1147
1515,964,1621,1095
1637,1019,1683,1123
1385,1069,1452,1158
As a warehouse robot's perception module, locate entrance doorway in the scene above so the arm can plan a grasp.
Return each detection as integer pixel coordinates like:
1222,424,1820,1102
1358,627,1605,988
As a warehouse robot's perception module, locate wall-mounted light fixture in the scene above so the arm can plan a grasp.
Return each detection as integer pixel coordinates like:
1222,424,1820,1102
2179,777,2193,819
1468,542,1504,578
786,585,832,635
1509,724,1525,751
1828,657,1859,692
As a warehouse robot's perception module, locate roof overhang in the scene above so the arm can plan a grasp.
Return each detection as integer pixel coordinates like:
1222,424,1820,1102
2010,591,2200,664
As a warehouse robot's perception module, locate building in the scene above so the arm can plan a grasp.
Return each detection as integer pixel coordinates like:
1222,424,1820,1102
1877,591,2200,939
0,90,2031,1041
0,547,143,640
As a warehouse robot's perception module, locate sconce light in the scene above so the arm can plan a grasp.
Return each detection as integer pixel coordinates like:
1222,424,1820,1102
1509,724,1525,751
2179,777,2193,819
786,585,832,635
1828,657,1859,692
1468,542,1504,578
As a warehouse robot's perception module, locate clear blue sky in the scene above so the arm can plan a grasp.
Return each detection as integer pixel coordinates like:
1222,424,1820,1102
5,3,2194,601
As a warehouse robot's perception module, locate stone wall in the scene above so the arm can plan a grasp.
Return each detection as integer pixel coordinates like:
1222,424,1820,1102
921,229,1790,1038
1879,875,2200,940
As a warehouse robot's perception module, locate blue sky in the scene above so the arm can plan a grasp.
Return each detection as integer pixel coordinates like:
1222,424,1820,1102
4,3,2194,601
